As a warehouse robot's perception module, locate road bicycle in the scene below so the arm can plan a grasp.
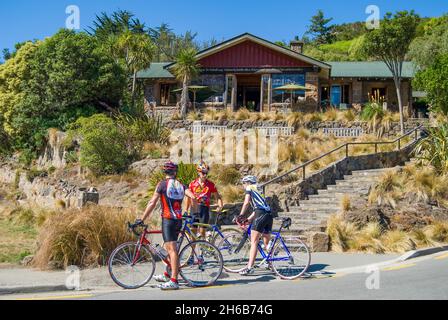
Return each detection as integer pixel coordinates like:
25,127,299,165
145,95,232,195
217,217,311,279
108,217,224,289
183,210,249,273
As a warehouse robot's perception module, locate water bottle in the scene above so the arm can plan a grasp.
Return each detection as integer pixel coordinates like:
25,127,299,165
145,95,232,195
153,244,168,259
266,239,275,252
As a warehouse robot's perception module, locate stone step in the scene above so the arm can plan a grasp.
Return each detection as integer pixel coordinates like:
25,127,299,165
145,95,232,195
277,212,331,220
342,175,382,181
351,168,397,176
334,181,376,188
299,203,342,210
321,186,370,193
307,194,347,200
274,218,323,226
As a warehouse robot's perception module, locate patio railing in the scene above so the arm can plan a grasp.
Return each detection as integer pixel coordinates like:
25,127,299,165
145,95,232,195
322,127,364,138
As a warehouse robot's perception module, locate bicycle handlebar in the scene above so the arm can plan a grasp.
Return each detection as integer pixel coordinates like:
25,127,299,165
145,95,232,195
127,221,148,236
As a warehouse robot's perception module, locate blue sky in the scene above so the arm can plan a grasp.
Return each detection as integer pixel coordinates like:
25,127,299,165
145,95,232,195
1,0,447,53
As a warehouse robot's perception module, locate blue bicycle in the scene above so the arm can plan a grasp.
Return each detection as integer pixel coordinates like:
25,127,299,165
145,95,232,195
217,217,311,279
182,213,250,273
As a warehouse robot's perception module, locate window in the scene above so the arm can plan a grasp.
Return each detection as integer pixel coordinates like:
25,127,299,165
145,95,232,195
271,73,305,103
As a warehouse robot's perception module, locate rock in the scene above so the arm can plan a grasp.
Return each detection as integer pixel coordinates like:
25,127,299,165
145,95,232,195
308,232,329,252
21,255,34,266
345,206,391,229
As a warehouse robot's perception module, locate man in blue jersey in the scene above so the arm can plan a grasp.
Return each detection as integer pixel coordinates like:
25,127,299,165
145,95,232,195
235,175,272,275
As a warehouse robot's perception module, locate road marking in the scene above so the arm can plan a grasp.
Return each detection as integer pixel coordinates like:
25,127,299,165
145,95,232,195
16,293,94,301
331,273,346,279
382,263,415,271
435,253,448,260
185,284,235,291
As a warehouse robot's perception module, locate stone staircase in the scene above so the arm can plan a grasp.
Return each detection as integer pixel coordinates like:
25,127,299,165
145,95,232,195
273,166,404,240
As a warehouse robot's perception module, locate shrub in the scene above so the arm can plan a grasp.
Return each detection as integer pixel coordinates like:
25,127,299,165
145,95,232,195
147,162,198,194
414,124,448,174
209,165,241,185
67,114,130,175
33,205,141,269
220,185,244,203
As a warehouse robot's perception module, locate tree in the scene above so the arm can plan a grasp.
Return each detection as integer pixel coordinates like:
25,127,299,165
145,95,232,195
306,10,334,45
414,53,448,115
362,11,420,134
116,31,155,99
149,23,199,61
89,10,146,40
0,30,126,152
172,48,200,118
409,15,448,69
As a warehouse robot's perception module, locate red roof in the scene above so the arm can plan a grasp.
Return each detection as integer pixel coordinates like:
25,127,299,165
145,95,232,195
198,39,313,68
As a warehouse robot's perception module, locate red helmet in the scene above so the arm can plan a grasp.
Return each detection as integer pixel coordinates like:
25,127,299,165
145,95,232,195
196,161,209,174
163,161,178,174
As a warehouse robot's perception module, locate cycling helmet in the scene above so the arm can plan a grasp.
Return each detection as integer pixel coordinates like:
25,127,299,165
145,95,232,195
163,161,178,174
241,175,257,184
196,160,210,174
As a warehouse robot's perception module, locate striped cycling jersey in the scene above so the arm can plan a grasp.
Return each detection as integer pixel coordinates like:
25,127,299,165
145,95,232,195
245,184,271,212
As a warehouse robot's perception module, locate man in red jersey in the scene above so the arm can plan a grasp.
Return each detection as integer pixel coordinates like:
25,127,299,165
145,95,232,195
187,161,224,239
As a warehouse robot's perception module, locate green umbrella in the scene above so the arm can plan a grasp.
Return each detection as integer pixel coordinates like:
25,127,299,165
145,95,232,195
172,85,209,111
274,83,309,109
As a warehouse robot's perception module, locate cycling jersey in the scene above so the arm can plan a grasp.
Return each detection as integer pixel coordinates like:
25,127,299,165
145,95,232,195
245,184,271,212
189,178,218,208
156,179,185,220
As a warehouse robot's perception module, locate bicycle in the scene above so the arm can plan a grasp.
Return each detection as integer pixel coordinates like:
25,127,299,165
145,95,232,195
217,217,311,279
108,217,224,289
186,209,243,243
183,210,250,273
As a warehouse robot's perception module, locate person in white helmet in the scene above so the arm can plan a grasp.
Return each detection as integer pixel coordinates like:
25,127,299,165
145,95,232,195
236,175,272,275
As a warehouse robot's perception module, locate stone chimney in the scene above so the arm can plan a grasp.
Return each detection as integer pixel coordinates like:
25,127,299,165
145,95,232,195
290,40,304,54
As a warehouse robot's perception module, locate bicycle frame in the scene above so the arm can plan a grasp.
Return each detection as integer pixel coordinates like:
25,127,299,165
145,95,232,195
130,218,201,269
183,216,234,250
235,222,293,264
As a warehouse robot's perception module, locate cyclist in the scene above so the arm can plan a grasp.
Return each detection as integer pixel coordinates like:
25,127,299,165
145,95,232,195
187,161,224,239
136,161,195,290
235,175,272,276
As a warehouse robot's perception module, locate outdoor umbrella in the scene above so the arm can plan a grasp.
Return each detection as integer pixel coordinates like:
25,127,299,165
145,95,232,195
273,83,309,109
173,85,209,111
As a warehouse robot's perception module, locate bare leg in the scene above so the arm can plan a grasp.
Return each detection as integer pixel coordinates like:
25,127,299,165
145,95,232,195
165,242,179,280
248,230,262,268
262,233,271,248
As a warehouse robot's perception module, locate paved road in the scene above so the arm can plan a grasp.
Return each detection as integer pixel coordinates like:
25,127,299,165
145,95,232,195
5,251,448,300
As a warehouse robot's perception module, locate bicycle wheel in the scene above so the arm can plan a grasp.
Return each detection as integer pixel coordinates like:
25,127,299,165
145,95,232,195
179,240,223,287
108,242,156,289
216,231,251,273
270,236,311,280
211,227,243,245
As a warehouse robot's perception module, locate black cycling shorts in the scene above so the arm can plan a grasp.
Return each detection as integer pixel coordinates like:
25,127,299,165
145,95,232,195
193,205,210,225
162,218,182,242
252,209,273,234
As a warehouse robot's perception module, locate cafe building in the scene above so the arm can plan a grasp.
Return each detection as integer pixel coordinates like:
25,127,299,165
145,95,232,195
137,33,416,114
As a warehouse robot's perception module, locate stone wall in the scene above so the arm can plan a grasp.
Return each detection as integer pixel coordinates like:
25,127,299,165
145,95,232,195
273,140,418,210
164,119,426,137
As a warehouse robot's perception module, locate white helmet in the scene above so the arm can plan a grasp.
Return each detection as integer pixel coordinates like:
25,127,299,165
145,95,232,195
241,175,257,184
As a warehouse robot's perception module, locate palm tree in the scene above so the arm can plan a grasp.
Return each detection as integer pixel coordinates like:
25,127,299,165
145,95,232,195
173,48,200,118
117,31,155,100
